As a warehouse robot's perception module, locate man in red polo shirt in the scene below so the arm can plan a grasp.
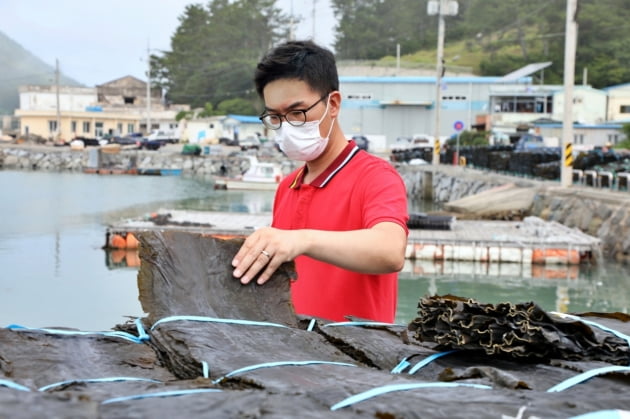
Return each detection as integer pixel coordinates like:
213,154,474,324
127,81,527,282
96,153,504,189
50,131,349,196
232,40,408,323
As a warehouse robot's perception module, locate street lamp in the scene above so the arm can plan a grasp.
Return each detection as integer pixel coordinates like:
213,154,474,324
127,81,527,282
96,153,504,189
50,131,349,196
146,42,152,135
428,0,458,165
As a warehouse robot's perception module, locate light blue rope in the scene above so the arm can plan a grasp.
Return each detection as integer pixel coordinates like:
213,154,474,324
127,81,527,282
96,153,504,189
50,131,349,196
201,361,210,379
307,318,316,331
101,388,222,405
38,377,162,392
390,358,411,374
5,324,148,344
330,382,492,411
568,410,630,419
547,366,630,392
150,315,289,331
0,379,31,392
408,350,457,375
134,318,150,341
391,350,457,374
212,360,356,384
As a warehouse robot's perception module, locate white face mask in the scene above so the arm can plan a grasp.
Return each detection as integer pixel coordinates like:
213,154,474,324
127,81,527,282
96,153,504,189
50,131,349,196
275,97,334,161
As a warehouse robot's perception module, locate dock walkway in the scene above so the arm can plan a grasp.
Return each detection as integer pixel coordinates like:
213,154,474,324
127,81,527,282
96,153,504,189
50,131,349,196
106,210,601,266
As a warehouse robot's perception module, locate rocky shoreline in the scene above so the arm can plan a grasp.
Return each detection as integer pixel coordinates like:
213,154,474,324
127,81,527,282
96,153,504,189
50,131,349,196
2,143,629,263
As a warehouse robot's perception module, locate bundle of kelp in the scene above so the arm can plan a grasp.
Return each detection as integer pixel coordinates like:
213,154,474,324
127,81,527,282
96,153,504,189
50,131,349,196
407,212,456,230
408,294,630,365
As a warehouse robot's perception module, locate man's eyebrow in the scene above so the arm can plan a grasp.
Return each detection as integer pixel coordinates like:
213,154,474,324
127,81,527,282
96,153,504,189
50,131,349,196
264,99,307,113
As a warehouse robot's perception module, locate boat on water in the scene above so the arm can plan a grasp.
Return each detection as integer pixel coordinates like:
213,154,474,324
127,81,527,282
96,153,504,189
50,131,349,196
138,168,183,176
214,156,283,191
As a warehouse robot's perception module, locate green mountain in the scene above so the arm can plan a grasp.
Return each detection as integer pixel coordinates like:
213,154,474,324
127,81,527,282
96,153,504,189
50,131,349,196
0,31,81,115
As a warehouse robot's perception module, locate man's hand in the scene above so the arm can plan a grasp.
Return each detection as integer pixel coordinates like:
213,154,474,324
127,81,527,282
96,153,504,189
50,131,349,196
232,227,302,285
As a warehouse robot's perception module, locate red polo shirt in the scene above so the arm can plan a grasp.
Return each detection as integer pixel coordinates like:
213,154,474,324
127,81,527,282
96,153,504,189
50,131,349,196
272,141,409,322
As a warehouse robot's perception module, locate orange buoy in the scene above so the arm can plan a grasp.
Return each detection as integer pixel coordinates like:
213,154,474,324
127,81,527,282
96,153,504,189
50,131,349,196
109,234,127,249
126,233,139,249
532,248,581,265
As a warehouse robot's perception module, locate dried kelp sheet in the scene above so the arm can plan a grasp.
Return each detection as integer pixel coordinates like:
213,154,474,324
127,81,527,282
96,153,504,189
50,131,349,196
136,231,297,327
409,294,630,364
310,319,430,371
0,329,175,393
99,390,363,419
0,390,99,419
7,230,630,418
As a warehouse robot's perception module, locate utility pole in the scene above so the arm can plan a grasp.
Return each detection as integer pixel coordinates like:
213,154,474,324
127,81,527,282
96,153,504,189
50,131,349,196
55,58,61,141
289,0,295,41
146,42,152,135
428,0,458,165
561,0,578,187
312,0,318,42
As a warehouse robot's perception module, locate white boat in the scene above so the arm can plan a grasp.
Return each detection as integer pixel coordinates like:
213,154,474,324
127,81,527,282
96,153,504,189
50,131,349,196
214,156,283,191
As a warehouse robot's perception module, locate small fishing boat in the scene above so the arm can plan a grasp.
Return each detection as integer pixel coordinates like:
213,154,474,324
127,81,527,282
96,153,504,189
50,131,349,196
138,168,183,176
214,156,283,191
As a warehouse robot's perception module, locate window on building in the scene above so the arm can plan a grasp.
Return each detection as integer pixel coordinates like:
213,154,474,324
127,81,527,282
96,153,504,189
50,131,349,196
123,96,136,105
117,123,123,134
493,96,552,114
71,121,77,133
127,123,134,133
620,105,630,113
346,93,373,100
95,122,104,137
48,120,58,133
574,134,584,144
83,121,91,134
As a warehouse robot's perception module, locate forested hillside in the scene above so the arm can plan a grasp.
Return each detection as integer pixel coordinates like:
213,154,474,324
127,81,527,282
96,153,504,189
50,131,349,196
154,0,629,114
0,31,80,114
4,0,628,116
332,0,630,88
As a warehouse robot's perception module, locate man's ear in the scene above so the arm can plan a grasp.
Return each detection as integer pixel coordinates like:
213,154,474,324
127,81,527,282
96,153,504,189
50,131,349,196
328,90,342,118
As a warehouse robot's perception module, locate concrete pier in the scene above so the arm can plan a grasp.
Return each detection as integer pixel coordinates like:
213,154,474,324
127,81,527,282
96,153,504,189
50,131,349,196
105,210,600,266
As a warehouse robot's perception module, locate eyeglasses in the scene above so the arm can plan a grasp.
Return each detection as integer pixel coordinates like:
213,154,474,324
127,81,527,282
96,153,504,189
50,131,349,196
259,94,328,130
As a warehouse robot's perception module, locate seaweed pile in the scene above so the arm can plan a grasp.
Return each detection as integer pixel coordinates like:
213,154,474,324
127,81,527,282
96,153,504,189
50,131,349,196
1,231,630,418
409,294,629,364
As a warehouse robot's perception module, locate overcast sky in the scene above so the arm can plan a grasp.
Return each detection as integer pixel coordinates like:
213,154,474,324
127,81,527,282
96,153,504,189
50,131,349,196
0,0,336,87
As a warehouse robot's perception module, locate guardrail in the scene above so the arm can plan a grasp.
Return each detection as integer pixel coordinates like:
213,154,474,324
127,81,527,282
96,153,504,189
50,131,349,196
572,169,629,190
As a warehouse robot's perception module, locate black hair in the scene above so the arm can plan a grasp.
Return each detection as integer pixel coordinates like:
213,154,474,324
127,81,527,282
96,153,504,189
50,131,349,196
254,40,339,99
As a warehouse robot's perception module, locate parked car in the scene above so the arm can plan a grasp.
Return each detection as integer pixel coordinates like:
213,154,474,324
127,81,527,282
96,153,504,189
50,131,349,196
108,136,141,147
219,136,238,146
239,135,260,151
351,135,369,151
138,138,167,150
73,136,103,147
146,130,178,144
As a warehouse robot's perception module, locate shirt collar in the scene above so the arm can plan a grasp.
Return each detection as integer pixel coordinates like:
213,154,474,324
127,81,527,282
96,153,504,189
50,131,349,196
289,140,360,189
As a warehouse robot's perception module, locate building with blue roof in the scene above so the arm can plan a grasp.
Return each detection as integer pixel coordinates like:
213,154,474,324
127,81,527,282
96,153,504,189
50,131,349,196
337,70,627,151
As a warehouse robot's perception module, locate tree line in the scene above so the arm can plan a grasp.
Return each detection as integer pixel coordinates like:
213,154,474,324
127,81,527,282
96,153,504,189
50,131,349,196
152,0,630,118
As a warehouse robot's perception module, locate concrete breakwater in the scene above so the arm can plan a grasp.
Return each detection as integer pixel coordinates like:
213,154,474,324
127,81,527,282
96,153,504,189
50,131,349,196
2,144,629,263
0,144,297,178
398,164,630,263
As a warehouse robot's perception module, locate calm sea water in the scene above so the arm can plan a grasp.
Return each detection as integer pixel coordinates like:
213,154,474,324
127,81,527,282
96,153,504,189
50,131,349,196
1,170,628,331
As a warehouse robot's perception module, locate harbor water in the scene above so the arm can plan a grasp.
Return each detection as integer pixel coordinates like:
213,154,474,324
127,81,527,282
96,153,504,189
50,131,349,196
1,169,629,331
